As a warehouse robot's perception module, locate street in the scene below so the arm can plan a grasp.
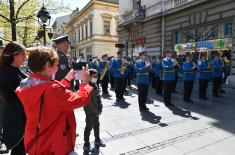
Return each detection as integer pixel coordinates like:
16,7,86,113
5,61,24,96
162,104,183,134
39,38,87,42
74,81,235,155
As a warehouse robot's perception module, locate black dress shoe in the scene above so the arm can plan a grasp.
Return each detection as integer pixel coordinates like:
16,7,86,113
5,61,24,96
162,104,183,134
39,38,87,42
184,99,193,103
213,94,222,98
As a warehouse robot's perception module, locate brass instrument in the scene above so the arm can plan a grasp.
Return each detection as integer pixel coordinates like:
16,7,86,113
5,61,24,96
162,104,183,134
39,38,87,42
119,58,126,75
99,61,109,81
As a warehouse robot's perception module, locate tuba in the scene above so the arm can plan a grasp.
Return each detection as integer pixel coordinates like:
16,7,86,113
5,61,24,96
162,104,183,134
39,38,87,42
99,61,109,81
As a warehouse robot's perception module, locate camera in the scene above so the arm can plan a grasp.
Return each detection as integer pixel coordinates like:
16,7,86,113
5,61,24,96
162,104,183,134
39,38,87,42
72,62,87,70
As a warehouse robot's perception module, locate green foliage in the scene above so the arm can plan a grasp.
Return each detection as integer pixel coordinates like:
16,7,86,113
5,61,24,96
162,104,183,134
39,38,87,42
0,0,71,46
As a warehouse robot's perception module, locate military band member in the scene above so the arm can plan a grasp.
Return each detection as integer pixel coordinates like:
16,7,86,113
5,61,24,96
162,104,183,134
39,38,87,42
111,51,126,102
162,51,176,107
52,35,71,81
109,56,115,89
99,54,110,95
197,53,210,100
182,53,196,102
212,53,224,97
173,57,180,93
135,51,151,112
154,56,163,95
150,57,157,88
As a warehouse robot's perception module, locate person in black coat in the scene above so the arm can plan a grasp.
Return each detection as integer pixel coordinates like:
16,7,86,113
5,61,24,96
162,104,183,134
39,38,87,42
0,42,27,155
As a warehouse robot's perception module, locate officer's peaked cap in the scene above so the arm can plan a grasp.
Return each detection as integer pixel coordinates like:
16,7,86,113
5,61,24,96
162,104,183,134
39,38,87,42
52,35,69,44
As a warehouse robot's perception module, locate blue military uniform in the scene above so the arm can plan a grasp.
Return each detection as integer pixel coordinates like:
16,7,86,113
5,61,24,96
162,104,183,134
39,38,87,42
135,58,150,111
197,59,210,99
162,57,176,106
153,61,163,95
162,58,176,81
126,61,134,87
212,58,224,97
182,60,195,102
109,58,115,89
111,57,126,101
99,59,110,95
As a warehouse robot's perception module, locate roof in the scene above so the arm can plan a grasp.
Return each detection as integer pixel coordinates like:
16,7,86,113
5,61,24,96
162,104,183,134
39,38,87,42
97,0,119,4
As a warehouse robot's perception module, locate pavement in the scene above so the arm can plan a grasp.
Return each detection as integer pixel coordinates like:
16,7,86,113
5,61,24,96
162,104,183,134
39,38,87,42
74,80,235,155
2,80,235,155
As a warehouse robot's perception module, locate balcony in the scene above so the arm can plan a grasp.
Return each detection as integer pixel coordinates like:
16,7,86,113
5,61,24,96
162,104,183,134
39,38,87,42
120,7,145,26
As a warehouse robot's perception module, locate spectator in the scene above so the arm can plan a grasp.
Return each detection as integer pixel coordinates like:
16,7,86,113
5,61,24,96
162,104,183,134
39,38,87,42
0,42,27,155
83,69,106,152
16,46,93,155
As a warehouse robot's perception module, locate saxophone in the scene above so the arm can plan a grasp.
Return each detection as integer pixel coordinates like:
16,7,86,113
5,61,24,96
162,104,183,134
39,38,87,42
99,61,109,81
119,58,126,75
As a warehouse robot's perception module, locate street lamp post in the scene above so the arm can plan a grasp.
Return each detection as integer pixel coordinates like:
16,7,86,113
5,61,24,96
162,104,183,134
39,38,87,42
37,5,51,46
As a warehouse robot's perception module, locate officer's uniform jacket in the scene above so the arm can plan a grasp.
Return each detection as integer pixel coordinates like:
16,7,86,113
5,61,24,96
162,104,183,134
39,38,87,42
197,59,211,80
55,50,70,81
162,57,176,81
212,59,224,78
135,59,150,84
98,60,109,77
111,58,126,78
182,61,195,81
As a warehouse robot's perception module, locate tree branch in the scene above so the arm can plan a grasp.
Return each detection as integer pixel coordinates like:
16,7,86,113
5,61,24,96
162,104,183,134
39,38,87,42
17,14,36,23
0,36,11,42
0,14,10,22
16,0,31,19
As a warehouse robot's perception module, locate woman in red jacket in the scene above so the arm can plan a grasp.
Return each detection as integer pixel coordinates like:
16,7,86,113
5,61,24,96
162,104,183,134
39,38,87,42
16,46,93,155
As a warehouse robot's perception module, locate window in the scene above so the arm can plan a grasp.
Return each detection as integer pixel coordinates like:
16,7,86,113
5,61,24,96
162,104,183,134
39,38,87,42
78,29,80,41
82,26,84,40
174,0,187,6
90,21,93,36
224,21,233,37
104,21,110,35
85,24,88,38
74,31,76,42
175,31,180,44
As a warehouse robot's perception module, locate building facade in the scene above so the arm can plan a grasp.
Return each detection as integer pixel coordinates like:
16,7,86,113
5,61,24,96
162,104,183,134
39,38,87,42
52,15,70,39
118,0,235,73
66,0,119,59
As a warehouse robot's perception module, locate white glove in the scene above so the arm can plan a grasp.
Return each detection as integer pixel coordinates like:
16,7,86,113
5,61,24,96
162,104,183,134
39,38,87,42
65,70,77,81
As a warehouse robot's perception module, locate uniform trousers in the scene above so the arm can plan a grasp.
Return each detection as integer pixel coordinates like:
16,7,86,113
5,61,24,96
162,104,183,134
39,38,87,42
137,83,149,110
199,79,209,98
155,76,163,95
163,80,175,106
184,80,194,101
115,78,126,99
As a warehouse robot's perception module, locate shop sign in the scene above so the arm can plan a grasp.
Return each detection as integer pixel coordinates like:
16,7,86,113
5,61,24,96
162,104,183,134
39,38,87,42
175,38,231,52
132,37,145,45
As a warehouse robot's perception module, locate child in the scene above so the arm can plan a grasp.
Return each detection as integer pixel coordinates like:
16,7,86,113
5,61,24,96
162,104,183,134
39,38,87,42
83,69,106,151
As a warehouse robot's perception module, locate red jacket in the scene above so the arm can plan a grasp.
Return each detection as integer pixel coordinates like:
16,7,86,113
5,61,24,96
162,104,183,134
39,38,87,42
16,74,93,155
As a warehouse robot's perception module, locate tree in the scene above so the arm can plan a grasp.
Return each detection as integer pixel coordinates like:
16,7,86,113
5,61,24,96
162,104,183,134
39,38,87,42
0,0,70,46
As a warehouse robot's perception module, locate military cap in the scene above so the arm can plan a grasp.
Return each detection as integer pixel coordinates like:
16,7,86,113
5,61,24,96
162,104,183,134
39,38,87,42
117,51,123,55
201,52,207,56
139,51,147,56
185,52,192,56
52,35,69,44
165,50,172,53
102,54,108,58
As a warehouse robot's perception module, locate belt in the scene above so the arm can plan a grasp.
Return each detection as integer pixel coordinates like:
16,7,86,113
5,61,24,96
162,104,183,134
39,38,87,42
200,71,211,73
137,73,149,75
164,70,175,73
